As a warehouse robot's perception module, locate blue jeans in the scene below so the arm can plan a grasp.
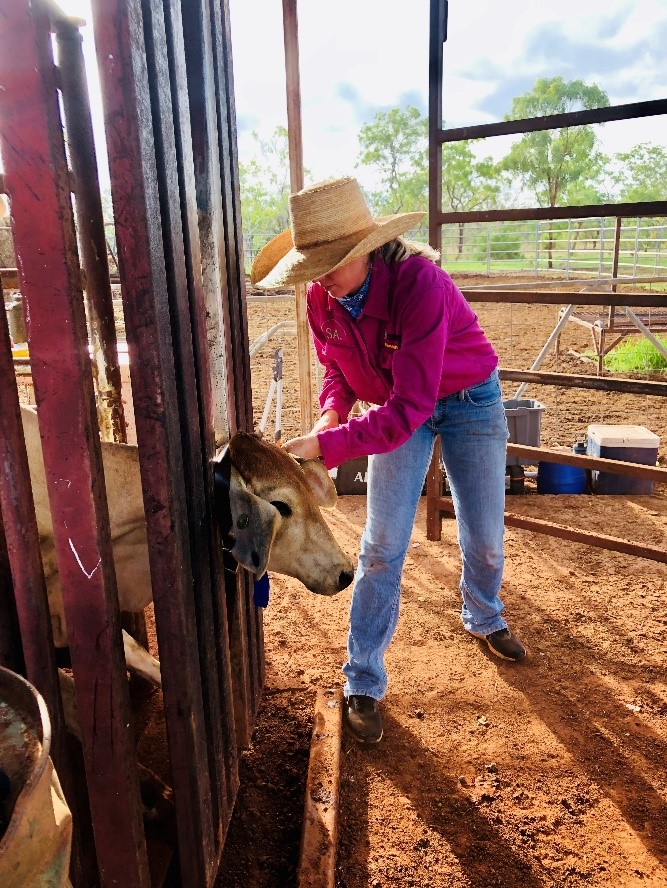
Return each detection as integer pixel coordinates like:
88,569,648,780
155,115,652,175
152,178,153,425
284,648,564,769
343,370,509,701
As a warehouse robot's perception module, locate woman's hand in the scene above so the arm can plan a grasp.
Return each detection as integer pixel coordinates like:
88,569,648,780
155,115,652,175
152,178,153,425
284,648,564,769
311,409,340,434
282,434,322,460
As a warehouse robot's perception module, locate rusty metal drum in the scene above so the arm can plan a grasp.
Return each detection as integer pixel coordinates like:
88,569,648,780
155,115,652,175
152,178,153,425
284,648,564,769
0,666,72,887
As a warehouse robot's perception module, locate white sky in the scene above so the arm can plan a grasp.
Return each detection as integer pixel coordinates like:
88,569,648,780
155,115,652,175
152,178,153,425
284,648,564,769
11,0,667,194
228,0,667,185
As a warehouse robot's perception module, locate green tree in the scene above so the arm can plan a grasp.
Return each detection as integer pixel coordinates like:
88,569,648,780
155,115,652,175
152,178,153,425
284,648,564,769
611,143,667,203
239,126,299,259
356,106,428,215
500,77,610,267
441,142,500,257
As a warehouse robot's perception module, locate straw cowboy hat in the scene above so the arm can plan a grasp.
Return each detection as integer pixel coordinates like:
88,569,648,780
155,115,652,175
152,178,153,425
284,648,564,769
250,176,425,288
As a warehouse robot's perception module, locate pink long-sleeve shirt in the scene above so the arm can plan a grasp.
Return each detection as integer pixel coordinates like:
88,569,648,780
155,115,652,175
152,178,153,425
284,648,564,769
309,253,498,470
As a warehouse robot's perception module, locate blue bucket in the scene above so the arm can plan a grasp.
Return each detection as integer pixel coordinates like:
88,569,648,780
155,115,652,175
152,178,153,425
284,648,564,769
537,460,587,494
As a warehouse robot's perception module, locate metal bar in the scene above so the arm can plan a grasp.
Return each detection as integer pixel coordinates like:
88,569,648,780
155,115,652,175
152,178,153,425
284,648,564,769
208,0,253,432
249,320,296,358
428,0,446,258
181,0,231,445
0,514,23,676
463,273,667,290
438,98,667,143
54,19,127,445
462,290,667,306
0,286,77,780
499,368,667,397
258,378,277,435
282,0,314,434
0,278,24,678
0,3,149,884
438,201,667,224
90,0,217,882
611,217,622,296
180,0,241,828
621,306,667,362
209,0,264,734
148,0,237,869
512,305,576,399
0,309,93,887
274,347,283,445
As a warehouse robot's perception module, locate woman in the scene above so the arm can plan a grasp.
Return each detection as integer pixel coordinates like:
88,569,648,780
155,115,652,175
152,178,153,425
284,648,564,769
252,176,525,745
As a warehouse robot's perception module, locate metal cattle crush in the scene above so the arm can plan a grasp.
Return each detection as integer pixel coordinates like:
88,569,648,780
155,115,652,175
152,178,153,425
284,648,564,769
0,0,262,885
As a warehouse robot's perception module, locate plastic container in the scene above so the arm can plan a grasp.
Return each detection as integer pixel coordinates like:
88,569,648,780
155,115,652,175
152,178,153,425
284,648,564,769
537,459,587,494
587,424,659,495
504,399,547,466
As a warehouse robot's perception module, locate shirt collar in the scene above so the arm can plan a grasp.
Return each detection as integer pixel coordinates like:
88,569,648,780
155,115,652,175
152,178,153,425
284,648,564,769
327,252,391,321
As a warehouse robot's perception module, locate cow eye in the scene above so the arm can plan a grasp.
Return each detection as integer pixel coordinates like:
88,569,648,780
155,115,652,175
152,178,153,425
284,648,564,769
271,500,292,517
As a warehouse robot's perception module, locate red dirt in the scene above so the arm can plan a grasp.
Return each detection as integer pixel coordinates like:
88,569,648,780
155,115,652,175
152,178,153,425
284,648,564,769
215,274,667,888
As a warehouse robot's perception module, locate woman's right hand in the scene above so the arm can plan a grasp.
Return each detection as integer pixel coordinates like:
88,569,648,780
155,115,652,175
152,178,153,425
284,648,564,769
311,409,340,434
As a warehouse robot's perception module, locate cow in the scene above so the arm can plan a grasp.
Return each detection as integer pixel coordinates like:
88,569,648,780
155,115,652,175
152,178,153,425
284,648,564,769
19,404,355,691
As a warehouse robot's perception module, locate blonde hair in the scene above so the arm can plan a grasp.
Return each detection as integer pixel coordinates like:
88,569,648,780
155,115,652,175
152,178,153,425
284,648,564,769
379,237,440,265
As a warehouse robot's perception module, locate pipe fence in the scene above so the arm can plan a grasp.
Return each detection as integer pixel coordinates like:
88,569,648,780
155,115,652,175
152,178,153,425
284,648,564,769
241,217,666,281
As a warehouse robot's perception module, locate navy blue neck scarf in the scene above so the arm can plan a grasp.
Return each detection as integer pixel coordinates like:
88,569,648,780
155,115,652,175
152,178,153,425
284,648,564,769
337,262,372,319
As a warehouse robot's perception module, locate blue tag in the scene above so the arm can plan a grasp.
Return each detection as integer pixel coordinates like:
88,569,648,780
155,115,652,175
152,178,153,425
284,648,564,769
253,572,270,608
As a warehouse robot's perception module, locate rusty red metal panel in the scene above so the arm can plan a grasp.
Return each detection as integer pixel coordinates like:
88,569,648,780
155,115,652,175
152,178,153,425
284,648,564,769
428,0,445,258
54,20,127,445
208,0,254,433
0,3,149,886
147,0,239,858
181,0,235,442
89,0,222,883
182,0,263,752
0,304,67,765
0,515,23,676
211,0,264,722
178,0,242,823
0,282,92,888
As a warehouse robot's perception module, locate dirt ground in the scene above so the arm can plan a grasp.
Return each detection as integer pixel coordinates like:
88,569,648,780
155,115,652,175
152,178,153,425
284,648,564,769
216,274,667,888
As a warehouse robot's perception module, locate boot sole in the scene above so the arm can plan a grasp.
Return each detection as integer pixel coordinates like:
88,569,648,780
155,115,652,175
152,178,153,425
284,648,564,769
486,640,527,662
343,710,383,744
467,630,527,662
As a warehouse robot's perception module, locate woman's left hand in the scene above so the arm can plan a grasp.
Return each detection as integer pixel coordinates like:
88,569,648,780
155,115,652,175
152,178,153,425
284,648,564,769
282,434,322,460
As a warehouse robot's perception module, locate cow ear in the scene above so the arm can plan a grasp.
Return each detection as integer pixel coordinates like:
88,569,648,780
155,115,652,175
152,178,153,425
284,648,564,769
300,459,338,510
229,467,280,576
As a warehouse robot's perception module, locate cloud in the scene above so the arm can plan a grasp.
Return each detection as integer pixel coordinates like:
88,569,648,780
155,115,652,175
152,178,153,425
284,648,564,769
474,75,545,121
236,113,260,134
397,91,427,115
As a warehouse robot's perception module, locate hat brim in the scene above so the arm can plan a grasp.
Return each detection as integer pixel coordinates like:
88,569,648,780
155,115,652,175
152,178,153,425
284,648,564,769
250,211,426,289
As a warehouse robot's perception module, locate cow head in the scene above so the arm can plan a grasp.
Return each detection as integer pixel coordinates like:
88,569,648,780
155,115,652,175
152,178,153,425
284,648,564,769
226,432,354,596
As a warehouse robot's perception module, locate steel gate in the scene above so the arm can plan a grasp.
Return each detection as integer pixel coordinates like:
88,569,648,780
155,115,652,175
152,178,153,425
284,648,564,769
0,0,263,884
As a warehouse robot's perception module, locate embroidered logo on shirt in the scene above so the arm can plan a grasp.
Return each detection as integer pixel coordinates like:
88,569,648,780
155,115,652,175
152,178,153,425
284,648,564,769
384,332,401,350
324,322,347,341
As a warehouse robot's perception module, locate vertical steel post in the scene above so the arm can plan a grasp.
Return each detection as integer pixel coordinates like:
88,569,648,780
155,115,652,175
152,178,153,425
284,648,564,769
428,0,447,259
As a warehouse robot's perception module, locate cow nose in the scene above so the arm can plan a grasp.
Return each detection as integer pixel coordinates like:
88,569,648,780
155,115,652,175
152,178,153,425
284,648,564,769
338,570,354,591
